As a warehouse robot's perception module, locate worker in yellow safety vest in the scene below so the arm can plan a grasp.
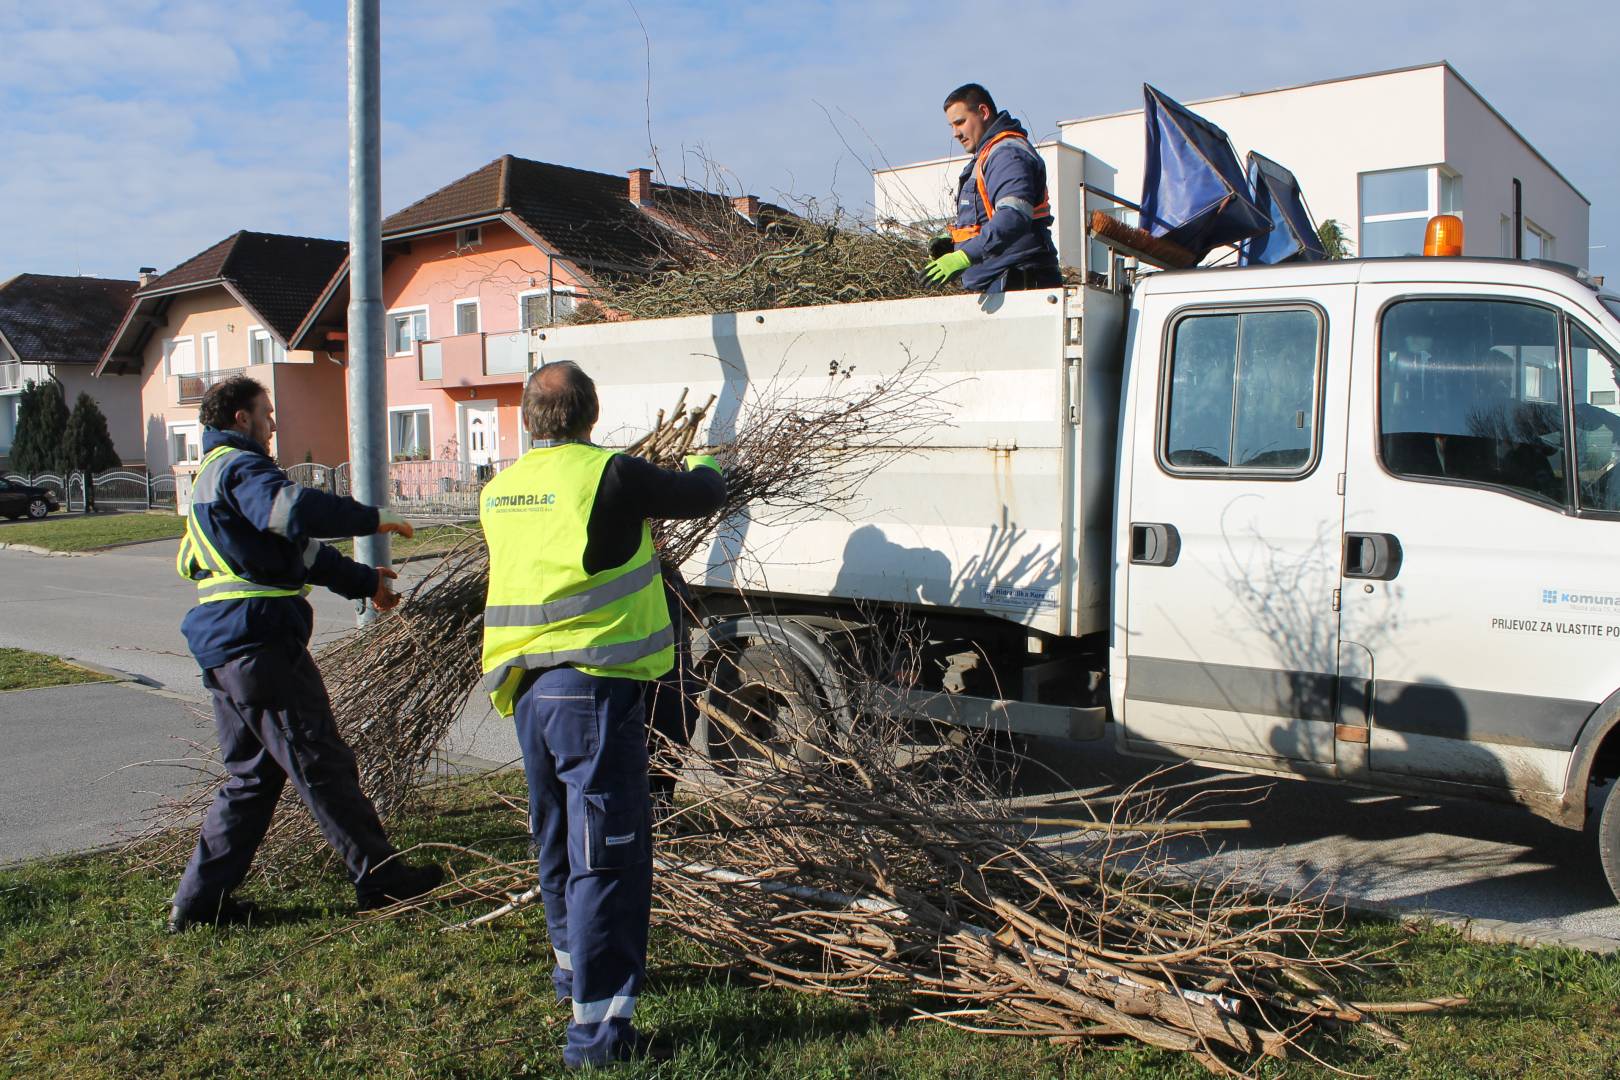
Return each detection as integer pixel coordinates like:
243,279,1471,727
480,360,725,1068
922,82,1062,293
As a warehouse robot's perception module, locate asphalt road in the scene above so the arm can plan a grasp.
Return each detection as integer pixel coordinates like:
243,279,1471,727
0,538,1616,947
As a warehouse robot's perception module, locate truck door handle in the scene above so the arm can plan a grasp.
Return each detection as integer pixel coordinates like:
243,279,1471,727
1344,532,1402,580
1130,522,1180,566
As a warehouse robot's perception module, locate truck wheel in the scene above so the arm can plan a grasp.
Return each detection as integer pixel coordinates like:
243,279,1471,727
700,639,831,767
27,498,49,519
1598,779,1620,903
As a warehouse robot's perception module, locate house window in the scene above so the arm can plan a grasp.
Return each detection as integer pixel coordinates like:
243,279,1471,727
389,309,428,356
1359,167,1462,257
389,407,432,461
456,226,483,248
1524,220,1555,261
168,423,201,467
1161,307,1322,473
520,288,577,329
454,298,481,335
0,360,21,392
200,333,218,372
249,327,286,365
163,336,196,377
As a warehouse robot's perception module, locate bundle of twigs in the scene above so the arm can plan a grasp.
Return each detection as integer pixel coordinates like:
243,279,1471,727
130,361,949,873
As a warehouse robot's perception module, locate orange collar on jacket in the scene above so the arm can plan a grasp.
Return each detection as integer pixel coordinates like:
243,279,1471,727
948,129,1052,244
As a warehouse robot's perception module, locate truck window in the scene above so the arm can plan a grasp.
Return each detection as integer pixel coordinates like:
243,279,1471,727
1378,299,1566,506
1570,322,1620,513
1163,307,1321,473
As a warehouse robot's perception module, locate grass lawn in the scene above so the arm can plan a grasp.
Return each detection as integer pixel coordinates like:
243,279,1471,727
2,776,1618,1079
0,511,185,552
0,648,113,692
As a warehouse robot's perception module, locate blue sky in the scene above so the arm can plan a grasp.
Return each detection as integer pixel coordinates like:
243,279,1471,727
2,0,1615,283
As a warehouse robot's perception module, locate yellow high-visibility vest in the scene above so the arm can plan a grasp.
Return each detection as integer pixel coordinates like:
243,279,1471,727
480,442,673,717
175,445,311,604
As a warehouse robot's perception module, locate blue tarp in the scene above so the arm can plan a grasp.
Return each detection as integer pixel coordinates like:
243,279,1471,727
1139,85,1269,260
1241,152,1328,265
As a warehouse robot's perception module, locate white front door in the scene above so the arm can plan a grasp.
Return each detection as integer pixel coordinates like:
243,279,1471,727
458,401,497,467
1340,286,1620,796
1120,286,1354,768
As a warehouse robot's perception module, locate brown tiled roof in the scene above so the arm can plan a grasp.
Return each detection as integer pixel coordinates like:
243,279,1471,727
140,231,348,343
381,155,790,273
0,274,139,366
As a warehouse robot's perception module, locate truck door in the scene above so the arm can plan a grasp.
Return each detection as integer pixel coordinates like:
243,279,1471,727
1340,287,1620,796
1120,287,1354,769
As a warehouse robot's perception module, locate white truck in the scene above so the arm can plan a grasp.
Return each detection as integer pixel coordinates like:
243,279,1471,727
537,254,1620,900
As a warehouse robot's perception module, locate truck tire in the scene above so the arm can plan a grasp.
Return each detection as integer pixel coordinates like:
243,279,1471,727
699,639,831,767
1598,779,1620,903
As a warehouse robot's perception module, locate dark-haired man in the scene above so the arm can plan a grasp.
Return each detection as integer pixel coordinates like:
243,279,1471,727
922,82,1062,293
480,360,724,1068
167,375,442,932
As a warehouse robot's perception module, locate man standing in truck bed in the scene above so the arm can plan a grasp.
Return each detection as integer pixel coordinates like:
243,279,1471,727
923,82,1063,293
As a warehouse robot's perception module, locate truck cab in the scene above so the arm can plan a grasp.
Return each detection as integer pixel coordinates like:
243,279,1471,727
1115,256,1620,892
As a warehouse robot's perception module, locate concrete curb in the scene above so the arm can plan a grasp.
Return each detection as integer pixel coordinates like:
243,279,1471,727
1325,889,1620,955
0,542,84,557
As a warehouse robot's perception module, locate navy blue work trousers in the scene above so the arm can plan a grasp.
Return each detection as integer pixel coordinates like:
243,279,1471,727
514,665,653,1069
172,645,398,910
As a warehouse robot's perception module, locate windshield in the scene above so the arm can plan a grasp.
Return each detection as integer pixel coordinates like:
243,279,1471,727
1602,294,1620,326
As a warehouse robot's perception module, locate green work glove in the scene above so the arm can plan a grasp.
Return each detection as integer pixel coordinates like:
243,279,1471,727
922,249,971,285
685,453,721,474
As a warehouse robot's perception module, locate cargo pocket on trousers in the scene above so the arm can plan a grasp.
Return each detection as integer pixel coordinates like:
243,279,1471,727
583,790,648,871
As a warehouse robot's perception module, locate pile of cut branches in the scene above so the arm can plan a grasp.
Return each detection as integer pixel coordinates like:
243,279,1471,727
572,190,942,322
389,657,1454,1075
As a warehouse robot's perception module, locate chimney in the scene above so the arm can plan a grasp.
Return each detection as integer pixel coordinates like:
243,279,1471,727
732,195,760,220
627,167,653,207
138,266,158,287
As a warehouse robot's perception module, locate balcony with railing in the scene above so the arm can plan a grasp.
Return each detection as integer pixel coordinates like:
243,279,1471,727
416,331,532,387
174,366,250,404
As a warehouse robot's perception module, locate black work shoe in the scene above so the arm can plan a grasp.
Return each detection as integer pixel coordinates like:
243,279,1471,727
166,896,258,933
355,862,444,911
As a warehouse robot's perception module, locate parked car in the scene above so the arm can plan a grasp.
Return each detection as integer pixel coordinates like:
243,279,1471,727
0,479,59,520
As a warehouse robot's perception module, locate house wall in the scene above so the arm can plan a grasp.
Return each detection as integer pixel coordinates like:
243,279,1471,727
268,358,351,467
60,365,144,466
383,220,588,464
135,286,344,476
1442,68,1589,265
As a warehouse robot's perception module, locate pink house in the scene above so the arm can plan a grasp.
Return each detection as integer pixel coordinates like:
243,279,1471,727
303,155,773,471
97,232,351,499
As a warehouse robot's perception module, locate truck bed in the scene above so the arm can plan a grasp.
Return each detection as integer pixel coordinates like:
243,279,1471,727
536,287,1125,637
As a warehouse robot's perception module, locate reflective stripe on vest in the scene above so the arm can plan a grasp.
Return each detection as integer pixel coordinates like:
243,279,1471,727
479,442,674,717
176,444,310,604
948,129,1053,244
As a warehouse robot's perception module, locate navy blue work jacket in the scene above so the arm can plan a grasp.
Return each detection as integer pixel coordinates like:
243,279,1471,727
180,428,381,671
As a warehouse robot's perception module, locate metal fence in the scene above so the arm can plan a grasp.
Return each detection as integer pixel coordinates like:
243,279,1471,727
5,468,179,513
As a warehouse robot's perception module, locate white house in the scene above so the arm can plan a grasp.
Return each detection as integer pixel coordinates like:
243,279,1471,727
876,62,1590,271
0,273,144,468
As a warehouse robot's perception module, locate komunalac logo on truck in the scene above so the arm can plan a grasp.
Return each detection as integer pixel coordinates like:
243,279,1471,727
1542,588,1620,614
